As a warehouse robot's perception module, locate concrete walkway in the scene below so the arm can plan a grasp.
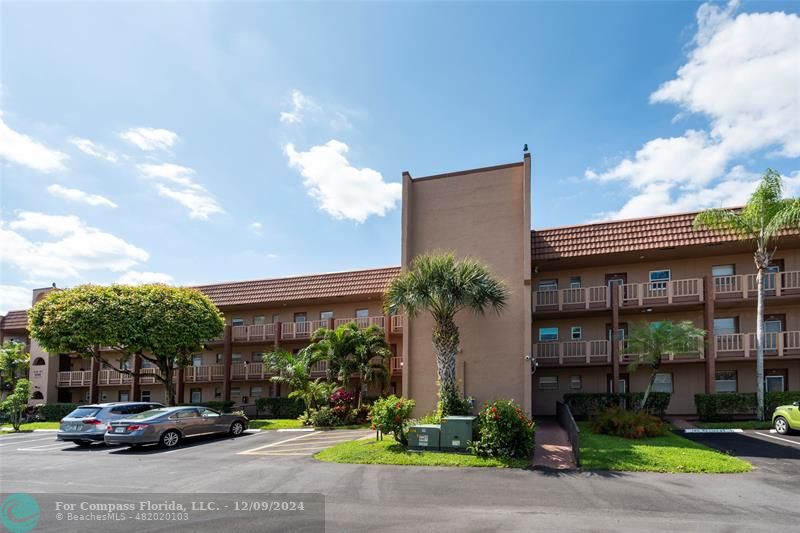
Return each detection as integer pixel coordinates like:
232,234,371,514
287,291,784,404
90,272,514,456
533,418,576,470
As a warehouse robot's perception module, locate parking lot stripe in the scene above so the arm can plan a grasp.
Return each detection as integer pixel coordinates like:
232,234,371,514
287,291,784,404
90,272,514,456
16,443,68,451
0,437,55,447
238,431,321,455
754,432,800,446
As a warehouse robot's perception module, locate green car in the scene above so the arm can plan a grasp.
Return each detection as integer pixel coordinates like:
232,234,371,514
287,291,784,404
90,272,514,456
772,401,800,435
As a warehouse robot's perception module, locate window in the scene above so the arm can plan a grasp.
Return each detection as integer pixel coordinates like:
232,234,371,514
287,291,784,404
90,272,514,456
356,308,369,319
570,375,582,390
118,391,129,402
252,352,264,363
538,376,558,390
141,390,151,402
271,314,280,323
294,313,307,323
192,355,203,367
649,269,671,290
214,387,221,399
141,359,152,369
253,315,266,325
766,375,785,392
176,408,199,418
538,279,558,291
190,389,202,403
569,277,582,289
570,327,582,340
232,353,242,364
320,311,334,320
231,387,241,399
652,373,673,393
216,353,223,364
231,318,245,326
712,265,735,277
199,408,220,417
714,317,738,335
32,357,45,366
715,371,738,393
251,386,263,399
538,327,558,342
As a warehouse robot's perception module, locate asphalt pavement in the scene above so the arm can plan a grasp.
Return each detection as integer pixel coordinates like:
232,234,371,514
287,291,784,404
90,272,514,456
2,428,799,532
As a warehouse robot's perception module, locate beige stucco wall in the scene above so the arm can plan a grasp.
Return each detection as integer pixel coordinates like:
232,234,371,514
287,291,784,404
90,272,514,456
402,158,532,415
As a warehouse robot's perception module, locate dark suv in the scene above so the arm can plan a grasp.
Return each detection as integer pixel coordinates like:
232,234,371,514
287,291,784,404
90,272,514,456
57,402,164,446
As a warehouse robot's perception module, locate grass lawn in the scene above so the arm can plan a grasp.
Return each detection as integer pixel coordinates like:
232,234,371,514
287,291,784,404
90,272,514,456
696,420,773,430
249,419,305,430
315,437,530,468
0,421,60,432
579,423,751,473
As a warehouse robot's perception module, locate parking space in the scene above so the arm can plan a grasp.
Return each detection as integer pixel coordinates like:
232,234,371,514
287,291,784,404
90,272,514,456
683,429,800,475
239,428,372,457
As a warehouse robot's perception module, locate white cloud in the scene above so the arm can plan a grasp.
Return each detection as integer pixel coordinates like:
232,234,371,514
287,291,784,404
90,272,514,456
68,137,118,163
250,222,263,234
586,1,800,220
0,112,68,172
280,90,316,124
137,163,224,220
119,127,179,151
117,270,174,285
47,184,118,208
1,211,149,281
285,140,401,223
0,285,32,314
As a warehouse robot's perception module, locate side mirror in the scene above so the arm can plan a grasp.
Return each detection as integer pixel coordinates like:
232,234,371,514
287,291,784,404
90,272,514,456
793,401,799,407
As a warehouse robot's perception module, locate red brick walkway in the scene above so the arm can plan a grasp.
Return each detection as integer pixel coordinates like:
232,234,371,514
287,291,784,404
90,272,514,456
533,419,576,470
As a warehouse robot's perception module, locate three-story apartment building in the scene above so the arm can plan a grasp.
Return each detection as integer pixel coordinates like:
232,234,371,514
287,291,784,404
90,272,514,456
2,152,798,416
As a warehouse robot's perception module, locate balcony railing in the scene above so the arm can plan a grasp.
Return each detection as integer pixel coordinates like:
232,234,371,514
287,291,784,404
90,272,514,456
310,360,329,375
390,315,403,334
281,320,327,340
534,340,612,364
716,331,800,358
232,324,277,342
334,316,385,329
714,271,800,299
184,364,225,383
533,286,609,312
231,362,271,380
57,370,92,387
390,356,403,375
619,278,703,307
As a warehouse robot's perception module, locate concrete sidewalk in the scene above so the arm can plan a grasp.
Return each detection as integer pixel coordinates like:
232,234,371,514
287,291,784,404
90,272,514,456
533,419,576,470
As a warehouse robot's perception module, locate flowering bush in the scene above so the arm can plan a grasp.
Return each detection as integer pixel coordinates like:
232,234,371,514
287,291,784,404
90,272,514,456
468,399,534,459
589,406,665,439
369,395,416,445
330,389,355,407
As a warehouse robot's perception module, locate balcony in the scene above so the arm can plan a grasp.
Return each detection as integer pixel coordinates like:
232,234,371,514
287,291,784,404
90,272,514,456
534,286,610,312
713,271,800,300
619,278,703,307
232,324,277,343
57,370,92,387
334,316,385,329
184,365,225,383
390,315,403,334
716,331,800,359
231,362,272,380
534,340,612,365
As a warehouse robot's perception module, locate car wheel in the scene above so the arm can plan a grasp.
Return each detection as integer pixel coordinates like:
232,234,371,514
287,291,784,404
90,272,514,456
160,430,181,448
774,416,790,435
230,421,245,436
75,441,93,447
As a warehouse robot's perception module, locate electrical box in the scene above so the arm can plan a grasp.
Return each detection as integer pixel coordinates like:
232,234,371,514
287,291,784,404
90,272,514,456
407,424,441,450
440,416,477,450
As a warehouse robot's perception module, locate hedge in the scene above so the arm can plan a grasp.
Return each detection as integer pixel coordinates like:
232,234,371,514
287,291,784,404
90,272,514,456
254,397,304,419
694,391,800,421
564,393,671,418
189,400,236,413
38,403,78,421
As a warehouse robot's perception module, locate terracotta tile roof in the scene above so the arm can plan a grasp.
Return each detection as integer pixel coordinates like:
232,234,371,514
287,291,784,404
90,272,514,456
531,210,761,261
194,266,401,307
0,310,29,331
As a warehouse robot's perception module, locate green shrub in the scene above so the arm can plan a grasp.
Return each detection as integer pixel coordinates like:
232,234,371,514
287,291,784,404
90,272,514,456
254,397,305,419
564,392,671,418
468,399,534,459
369,395,415,445
309,406,335,427
589,406,666,439
437,394,474,419
38,403,78,421
413,411,441,425
694,391,800,421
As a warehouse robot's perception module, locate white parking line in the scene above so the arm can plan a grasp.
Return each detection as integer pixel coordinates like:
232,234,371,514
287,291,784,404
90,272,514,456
239,431,321,455
0,437,55,447
17,443,69,451
753,432,800,446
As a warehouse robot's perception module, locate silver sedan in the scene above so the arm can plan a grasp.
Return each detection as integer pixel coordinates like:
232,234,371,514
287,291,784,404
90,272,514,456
105,406,248,448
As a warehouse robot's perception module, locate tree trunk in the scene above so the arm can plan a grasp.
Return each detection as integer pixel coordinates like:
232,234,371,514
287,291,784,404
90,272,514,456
161,365,176,406
640,369,657,413
755,266,766,421
432,318,460,416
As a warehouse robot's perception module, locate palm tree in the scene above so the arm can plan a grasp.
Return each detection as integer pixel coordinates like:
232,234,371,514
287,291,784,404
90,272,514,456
625,321,705,411
263,348,332,415
306,322,392,406
384,251,508,416
694,169,800,420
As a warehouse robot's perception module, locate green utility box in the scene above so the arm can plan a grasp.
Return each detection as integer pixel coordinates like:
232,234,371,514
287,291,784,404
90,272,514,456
407,424,441,450
440,416,477,450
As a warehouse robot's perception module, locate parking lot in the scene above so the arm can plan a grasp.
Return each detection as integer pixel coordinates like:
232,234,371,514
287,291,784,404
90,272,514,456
683,429,800,475
2,428,800,532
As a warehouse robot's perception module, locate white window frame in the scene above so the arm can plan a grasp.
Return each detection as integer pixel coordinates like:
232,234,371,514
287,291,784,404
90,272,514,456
355,308,369,319
715,371,738,393
570,375,582,390
192,355,203,367
232,353,242,364
649,269,671,290
140,390,151,402
714,317,738,336
538,327,559,342
320,311,334,320
230,317,245,326
712,264,735,277
766,375,785,393
652,373,673,393
538,279,558,292
538,376,558,390
253,315,266,325
569,277,582,289
570,326,582,340
250,386,263,399
231,387,241,399
190,388,202,403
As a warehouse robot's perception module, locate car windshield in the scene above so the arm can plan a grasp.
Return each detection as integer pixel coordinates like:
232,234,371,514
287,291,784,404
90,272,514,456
66,407,101,418
127,408,171,420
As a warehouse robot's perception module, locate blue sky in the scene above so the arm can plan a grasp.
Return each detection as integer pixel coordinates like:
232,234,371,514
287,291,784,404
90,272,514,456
1,1,799,313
